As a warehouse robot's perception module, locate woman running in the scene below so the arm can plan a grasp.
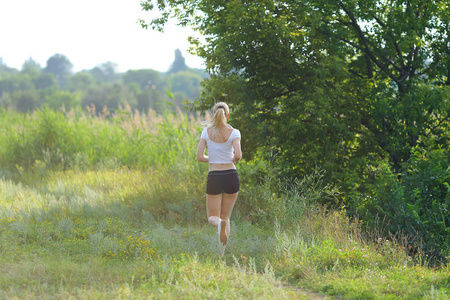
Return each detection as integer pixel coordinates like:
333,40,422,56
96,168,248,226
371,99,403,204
196,102,242,255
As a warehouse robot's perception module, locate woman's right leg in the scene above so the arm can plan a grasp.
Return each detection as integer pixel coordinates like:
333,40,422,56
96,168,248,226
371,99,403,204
220,192,238,239
207,193,228,249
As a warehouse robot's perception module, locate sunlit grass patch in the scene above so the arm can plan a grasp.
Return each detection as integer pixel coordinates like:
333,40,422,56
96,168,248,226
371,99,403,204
267,208,450,299
0,209,307,299
304,264,450,299
0,180,44,217
135,254,305,299
45,167,151,201
0,252,305,300
0,164,206,226
91,232,156,261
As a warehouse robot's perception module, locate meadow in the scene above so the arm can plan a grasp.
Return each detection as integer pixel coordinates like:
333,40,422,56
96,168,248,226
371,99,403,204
0,106,449,299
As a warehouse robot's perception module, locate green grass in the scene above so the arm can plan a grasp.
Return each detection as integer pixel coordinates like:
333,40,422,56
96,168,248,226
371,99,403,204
0,170,302,299
0,108,449,299
1,168,449,299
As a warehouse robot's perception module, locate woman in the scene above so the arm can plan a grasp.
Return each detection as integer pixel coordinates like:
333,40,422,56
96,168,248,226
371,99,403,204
196,102,242,254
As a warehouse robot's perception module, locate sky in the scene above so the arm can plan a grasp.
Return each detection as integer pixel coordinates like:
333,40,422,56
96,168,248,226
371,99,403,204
0,0,205,73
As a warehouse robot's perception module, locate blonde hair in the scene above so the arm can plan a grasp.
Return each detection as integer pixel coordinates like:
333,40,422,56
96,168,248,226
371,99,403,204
205,102,231,140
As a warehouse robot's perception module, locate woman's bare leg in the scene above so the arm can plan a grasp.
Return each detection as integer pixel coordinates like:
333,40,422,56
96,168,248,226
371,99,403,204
206,192,238,256
220,192,239,238
206,194,223,227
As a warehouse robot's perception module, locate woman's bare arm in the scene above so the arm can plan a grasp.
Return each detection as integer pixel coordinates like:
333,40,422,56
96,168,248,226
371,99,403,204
196,138,209,163
232,137,242,163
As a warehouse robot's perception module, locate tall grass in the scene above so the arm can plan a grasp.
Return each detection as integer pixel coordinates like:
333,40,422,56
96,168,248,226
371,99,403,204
0,105,202,176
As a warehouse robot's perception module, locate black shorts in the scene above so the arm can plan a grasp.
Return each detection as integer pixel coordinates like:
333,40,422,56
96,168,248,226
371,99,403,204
206,169,240,195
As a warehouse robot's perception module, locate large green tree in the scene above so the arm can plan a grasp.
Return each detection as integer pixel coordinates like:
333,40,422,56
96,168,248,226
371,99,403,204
141,0,450,257
141,0,449,174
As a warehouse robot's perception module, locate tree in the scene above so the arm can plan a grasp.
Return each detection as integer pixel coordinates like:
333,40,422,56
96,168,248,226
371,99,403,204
168,49,187,74
0,58,17,77
44,54,73,87
45,90,79,109
81,83,137,113
11,89,41,112
32,73,57,90
0,75,34,94
168,70,202,99
306,0,450,170
19,58,57,90
122,69,163,91
67,72,96,92
21,58,41,76
141,0,449,173
141,0,450,257
89,62,120,83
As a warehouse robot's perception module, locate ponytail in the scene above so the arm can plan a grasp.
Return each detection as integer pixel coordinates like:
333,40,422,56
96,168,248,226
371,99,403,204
204,102,231,139
213,107,227,128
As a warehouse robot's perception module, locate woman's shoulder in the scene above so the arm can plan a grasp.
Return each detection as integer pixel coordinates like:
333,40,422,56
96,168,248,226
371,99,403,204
201,127,209,139
231,128,241,138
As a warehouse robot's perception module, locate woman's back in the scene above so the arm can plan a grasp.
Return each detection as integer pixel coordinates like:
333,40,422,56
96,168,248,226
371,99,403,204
201,127,240,165
207,126,234,143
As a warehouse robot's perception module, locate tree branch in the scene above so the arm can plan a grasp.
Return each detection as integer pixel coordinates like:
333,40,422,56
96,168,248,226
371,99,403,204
348,68,366,78
416,58,441,76
337,1,400,84
371,13,406,69
427,113,450,137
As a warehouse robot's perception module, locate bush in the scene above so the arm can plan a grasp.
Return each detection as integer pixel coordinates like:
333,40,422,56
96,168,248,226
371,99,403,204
348,147,450,260
237,159,339,227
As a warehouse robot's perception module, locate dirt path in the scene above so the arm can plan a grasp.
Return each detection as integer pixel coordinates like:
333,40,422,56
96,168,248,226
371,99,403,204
283,284,330,299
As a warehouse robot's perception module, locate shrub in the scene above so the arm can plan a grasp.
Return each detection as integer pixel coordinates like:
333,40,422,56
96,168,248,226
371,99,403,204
349,147,450,260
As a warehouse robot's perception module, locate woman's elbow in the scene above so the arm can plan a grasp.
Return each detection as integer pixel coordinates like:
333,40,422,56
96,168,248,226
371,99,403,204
197,154,207,162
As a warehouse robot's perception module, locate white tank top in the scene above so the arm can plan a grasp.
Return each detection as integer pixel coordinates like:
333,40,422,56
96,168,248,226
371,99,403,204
201,127,241,164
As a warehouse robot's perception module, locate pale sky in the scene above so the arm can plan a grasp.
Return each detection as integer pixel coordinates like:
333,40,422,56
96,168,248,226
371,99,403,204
0,0,205,73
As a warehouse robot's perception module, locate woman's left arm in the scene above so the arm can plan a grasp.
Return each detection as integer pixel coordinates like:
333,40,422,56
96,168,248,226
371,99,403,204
232,137,242,163
196,138,209,163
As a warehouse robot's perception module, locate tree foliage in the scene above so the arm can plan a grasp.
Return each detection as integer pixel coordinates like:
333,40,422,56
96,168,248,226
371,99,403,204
168,49,188,74
0,52,205,114
141,0,449,170
44,53,73,87
141,0,450,256
89,62,120,83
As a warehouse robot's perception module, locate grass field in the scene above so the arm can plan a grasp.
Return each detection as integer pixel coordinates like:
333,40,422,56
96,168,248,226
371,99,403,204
0,107,449,299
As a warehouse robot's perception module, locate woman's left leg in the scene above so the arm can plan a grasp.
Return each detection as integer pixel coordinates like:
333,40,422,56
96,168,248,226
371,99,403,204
206,193,222,226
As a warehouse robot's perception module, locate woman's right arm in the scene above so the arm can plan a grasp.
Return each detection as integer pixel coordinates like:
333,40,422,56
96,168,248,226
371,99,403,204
196,138,209,163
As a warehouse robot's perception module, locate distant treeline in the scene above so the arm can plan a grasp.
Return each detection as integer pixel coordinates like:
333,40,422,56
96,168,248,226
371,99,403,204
0,49,207,113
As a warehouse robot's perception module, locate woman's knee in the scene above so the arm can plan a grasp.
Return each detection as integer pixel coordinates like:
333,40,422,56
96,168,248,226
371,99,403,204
219,214,230,222
208,216,220,226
